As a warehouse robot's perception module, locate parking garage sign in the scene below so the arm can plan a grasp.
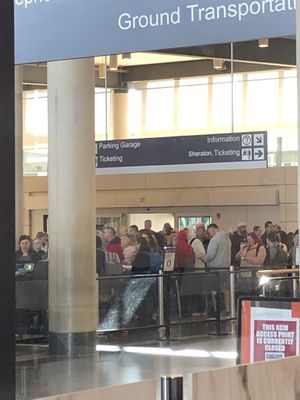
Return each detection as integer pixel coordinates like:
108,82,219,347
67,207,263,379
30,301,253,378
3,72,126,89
95,131,268,175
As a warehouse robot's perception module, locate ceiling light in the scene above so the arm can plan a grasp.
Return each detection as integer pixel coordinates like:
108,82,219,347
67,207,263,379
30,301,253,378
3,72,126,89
122,53,131,60
109,55,118,70
213,59,226,70
258,38,269,48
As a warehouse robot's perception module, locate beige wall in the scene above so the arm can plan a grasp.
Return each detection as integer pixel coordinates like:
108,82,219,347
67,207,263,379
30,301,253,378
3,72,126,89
24,166,297,236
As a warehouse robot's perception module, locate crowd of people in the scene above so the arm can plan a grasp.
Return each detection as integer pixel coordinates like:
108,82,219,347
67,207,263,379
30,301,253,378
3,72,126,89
96,219,298,274
14,219,298,273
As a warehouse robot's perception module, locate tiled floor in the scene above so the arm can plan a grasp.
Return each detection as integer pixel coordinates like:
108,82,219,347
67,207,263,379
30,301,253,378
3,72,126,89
16,332,237,400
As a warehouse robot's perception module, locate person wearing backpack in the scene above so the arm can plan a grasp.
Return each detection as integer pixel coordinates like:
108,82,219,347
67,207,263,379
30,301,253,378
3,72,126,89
236,232,266,268
265,231,288,268
235,232,267,295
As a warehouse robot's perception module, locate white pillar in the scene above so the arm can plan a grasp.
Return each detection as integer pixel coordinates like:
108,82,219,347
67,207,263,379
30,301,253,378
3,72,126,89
15,65,23,246
47,59,97,355
112,90,128,139
297,0,300,230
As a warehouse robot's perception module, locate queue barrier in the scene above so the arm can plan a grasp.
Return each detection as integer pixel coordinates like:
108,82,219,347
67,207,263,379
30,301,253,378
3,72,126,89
16,263,293,340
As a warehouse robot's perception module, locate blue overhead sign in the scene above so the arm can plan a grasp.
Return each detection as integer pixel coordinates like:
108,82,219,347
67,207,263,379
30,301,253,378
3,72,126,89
15,0,296,64
95,131,268,175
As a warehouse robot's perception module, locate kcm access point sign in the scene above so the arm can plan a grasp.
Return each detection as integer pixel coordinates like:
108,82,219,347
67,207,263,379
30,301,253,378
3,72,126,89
238,297,300,364
15,0,296,64
95,131,267,175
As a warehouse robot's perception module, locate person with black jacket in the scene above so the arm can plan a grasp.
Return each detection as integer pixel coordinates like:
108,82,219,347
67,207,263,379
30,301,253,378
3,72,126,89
131,237,151,274
15,235,42,263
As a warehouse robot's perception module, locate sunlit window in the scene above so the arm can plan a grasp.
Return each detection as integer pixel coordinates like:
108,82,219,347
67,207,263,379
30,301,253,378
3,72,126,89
211,75,232,129
23,90,48,139
246,71,279,125
95,88,111,140
128,88,142,136
178,77,208,130
282,69,297,123
145,80,174,131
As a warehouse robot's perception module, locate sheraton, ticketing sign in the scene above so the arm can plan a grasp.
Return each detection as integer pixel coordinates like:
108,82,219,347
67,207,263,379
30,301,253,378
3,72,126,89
95,131,268,175
15,0,296,64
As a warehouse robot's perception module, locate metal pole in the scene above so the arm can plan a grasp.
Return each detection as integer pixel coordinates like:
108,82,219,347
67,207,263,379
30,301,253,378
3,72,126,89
296,0,300,235
105,55,108,140
230,265,236,319
230,42,234,134
161,376,183,400
158,270,165,339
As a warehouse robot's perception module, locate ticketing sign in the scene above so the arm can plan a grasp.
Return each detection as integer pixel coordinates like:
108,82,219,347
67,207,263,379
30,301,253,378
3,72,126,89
95,131,268,175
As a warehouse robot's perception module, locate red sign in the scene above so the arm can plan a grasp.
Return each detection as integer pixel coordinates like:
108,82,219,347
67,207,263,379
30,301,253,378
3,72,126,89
253,320,297,361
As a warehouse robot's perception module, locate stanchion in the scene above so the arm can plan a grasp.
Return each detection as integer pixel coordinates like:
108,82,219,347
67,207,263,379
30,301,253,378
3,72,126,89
164,273,171,341
161,376,183,400
230,265,236,319
158,270,165,340
209,271,228,336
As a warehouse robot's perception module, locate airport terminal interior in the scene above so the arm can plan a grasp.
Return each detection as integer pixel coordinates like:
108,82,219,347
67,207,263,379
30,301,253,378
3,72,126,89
4,4,300,398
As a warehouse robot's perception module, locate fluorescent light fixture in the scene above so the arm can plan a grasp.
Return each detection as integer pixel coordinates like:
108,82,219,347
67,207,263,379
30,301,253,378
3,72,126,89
258,38,269,48
213,59,225,70
122,53,131,60
109,55,118,70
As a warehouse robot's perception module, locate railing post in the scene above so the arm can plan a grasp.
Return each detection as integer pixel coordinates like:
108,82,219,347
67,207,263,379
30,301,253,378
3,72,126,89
230,265,236,319
158,270,165,339
161,376,183,400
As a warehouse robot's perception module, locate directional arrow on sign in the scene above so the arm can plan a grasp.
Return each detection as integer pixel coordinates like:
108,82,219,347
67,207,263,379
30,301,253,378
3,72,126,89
254,150,264,159
255,136,262,144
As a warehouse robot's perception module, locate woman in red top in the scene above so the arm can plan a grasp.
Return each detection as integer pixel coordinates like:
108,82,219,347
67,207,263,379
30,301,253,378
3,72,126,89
175,230,195,271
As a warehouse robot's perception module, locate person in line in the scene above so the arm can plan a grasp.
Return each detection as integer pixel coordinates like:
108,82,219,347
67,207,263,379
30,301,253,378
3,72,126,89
143,219,155,233
187,226,206,269
121,234,138,265
35,232,48,254
119,226,128,237
201,224,231,270
131,237,151,274
140,231,163,272
15,235,42,263
253,225,263,240
32,238,46,260
201,224,231,316
236,232,266,268
96,236,106,275
129,225,139,236
265,231,288,268
175,230,195,271
103,226,124,262
160,222,175,246
195,222,210,251
261,221,274,246
231,222,248,267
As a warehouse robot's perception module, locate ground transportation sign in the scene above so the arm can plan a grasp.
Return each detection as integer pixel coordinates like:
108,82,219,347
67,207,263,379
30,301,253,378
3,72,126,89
238,297,300,364
95,131,267,175
15,0,296,64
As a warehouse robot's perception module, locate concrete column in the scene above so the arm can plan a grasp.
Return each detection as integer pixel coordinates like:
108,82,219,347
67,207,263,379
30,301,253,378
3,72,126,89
112,90,128,139
15,65,23,246
297,0,300,230
47,58,97,356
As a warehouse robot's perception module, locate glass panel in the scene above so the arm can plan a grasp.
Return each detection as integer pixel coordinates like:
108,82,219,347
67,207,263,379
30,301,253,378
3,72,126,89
178,216,212,230
145,80,175,132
